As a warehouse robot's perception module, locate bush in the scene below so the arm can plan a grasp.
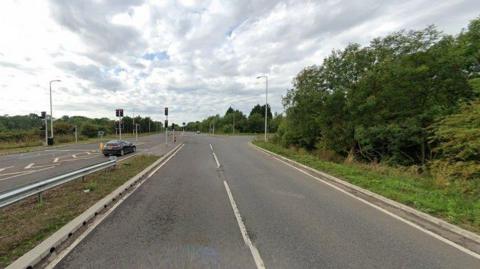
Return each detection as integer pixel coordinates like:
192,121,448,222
429,101,480,180
81,123,99,138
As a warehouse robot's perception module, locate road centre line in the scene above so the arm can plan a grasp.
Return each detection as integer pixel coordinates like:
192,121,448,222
254,146,480,260
212,152,221,168
223,180,266,269
210,144,262,266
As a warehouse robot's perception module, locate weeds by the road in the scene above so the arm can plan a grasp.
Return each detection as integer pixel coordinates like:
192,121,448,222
0,155,158,267
253,141,480,235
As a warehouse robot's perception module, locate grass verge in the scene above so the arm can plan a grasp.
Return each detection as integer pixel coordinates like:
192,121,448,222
253,140,480,235
0,155,158,267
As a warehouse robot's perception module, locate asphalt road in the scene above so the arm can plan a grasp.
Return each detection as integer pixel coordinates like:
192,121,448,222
0,133,180,194
54,135,479,268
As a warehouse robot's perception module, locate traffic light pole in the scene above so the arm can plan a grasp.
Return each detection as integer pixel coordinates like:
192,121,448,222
165,115,168,145
119,117,122,140
44,117,48,146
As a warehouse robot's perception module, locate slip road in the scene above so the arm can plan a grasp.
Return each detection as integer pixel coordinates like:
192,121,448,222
0,134,174,194
51,135,478,268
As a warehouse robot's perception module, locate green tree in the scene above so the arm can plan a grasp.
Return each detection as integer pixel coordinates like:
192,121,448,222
429,101,480,180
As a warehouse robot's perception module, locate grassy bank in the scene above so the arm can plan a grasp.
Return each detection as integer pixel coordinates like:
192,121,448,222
0,155,158,267
254,141,480,234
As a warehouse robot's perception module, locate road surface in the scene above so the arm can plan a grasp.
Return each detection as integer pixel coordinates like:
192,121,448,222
0,133,180,194
50,134,479,268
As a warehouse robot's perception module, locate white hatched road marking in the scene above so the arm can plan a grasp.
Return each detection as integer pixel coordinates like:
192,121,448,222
0,166,14,172
24,163,35,169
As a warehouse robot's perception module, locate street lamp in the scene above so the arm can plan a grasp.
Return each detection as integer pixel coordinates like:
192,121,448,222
49,79,61,141
256,75,268,141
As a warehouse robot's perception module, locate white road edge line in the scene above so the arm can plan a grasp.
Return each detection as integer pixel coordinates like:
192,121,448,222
147,144,185,178
224,180,266,269
255,147,480,260
45,144,185,269
209,143,214,151
24,163,34,169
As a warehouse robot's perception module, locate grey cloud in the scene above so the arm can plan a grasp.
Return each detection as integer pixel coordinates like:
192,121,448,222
49,0,146,64
55,61,124,91
0,61,36,75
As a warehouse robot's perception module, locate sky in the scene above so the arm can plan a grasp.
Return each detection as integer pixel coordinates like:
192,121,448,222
0,0,479,124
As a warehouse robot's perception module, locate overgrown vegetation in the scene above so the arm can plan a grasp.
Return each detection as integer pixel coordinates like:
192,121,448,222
274,16,480,181
0,155,158,267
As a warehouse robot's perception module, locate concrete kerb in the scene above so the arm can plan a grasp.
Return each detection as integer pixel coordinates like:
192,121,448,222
249,142,480,250
7,143,184,269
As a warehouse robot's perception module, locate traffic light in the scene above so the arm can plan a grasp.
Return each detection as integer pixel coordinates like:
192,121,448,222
115,109,124,117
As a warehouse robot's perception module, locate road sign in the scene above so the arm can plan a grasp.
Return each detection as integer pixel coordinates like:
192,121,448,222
165,107,168,116
115,109,124,117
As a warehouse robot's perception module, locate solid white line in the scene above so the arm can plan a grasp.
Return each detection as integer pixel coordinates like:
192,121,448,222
147,144,185,178
224,180,265,269
24,163,34,169
209,143,214,151
256,147,480,260
53,157,59,163
212,152,220,168
45,145,184,269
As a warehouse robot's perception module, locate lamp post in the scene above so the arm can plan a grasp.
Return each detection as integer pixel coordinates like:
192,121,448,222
49,80,61,142
256,75,268,141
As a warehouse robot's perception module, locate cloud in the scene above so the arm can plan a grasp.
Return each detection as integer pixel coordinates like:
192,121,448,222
0,0,479,123
55,61,125,91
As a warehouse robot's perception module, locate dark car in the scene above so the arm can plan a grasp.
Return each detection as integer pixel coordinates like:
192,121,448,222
102,140,136,157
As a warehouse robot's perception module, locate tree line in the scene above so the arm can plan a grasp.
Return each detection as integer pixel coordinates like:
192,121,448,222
0,114,163,143
276,16,480,180
185,104,283,134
